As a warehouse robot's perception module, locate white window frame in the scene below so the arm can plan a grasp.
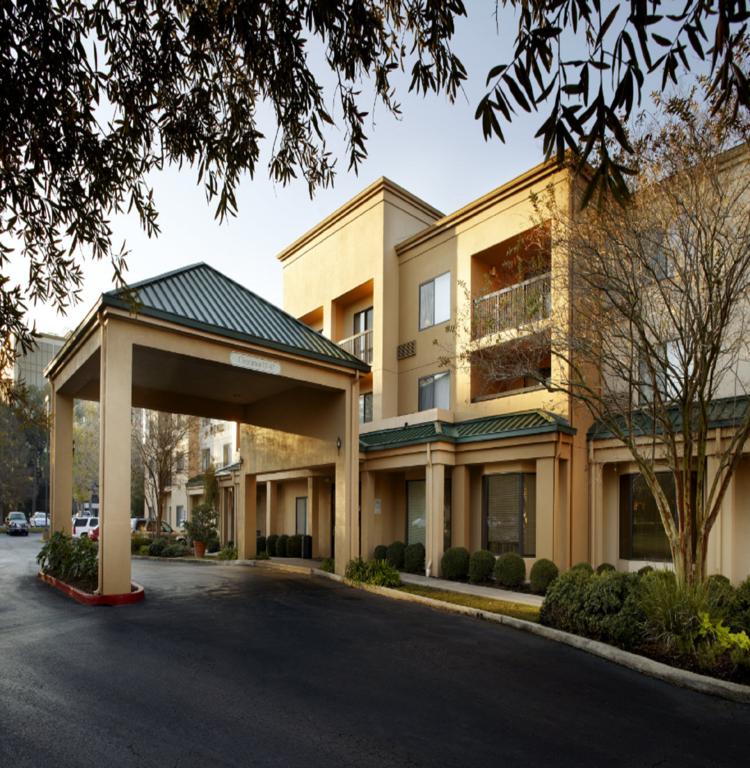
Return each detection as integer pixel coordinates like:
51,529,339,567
419,272,451,330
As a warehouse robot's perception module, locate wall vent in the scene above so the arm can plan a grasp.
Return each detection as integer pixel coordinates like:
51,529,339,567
397,340,416,360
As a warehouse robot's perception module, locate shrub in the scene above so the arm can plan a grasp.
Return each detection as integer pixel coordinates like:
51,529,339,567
404,543,425,574
494,552,526,588
162,543,189,558
596,562,616,575
468,550,495,584
345,558,400,588
148,537,169,557
37,532,98,591
571,561,594,574
706,574,738,622
386,541,406,570
637,565,654,576
138,544,151,556
320,558,335,573
441,547,470,581
731,577,750,634
583,571,644,648
131,534,151,554
254,551,270,560
256,536,266,554
266,534,279,556
217,545,238,560
184,502,218,545
541,568,593,633
530,558,559,595
287,534,302,557
276,534,289,557
373,545,388,561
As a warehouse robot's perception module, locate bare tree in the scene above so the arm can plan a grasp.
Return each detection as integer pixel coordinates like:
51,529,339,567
452,96,750,586
134,410,188,535
72,401,99,512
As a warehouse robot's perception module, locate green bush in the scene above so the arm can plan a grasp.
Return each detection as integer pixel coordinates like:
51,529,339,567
494,552,526,588
345,558,400,588
276,534,289,557
287,534,302,557
217,545,238,560
386,541,406,570
571,561,594,574
256,536,266,554
596,562,616,575
138,544,151,556
706,574,737,621
131,534,151,554
254,551,270,560
266,534,279,556
468,550,495,584
320,558,335,573
37,532,98,591
207,534,221,554
540,569,592,633
637,565,654,576
184,502,218,545
148,537,169,557
530,558,559,595
373,545,388,561
404,543,425,574
162,543,189,558
441,547,470,581
731,577,750,634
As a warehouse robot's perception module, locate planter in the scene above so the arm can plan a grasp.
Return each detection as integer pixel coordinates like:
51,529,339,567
194,540,207,558
38,572,145,606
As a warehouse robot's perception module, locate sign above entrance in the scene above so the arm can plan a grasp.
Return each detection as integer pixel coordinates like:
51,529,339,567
230,352,281,375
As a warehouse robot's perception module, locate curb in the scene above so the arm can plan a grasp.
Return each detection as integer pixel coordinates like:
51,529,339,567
38,572,145,606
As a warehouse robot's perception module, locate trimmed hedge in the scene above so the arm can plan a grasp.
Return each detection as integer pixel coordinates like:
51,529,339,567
530,558,559,595
131,534,151,554
345,558,401,588
571,561,594,574
287,534,302,557
256,536,266,554
494,552,525,588
404,542,425,574
162,543,189,558
373,545,388,561
468,550,495,584
386,541,406,570
276,534,289,557
596,562,616,574
266,534,279,556
441,547,470,581
148,537,169,557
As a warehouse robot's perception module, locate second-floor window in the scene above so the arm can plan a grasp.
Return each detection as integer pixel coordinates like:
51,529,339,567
222,443,232,466
419,371,450,411
419,272,451,330
201,448,211,472
359,392,373,424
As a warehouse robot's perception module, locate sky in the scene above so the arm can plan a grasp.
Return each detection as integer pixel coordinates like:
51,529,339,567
9,4,701,338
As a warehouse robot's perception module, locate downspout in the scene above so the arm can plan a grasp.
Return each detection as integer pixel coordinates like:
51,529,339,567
425,441,433,577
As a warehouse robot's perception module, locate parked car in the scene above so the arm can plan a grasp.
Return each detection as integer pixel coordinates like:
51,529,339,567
130,518,186,543
72,517,99,539
30,512,49,527
5,511,29,536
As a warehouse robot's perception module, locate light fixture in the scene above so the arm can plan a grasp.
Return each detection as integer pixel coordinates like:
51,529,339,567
336,437,342,454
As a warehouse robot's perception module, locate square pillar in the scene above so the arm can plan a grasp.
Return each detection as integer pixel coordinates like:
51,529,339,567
360,470,376,560
451,465,470,549
307,476,320,557
237,472,257,559
334,383,359,574
98,322,133,596
590,462,604,567
706,455,737,580
426,463,445,578
50,388,73,536
265,480,276,537
535,457,555,562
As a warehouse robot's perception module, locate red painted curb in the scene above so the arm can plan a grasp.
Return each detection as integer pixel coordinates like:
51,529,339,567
38,572,145,606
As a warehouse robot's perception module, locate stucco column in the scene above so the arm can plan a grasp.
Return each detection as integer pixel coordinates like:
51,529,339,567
426,463,446,578
49,388,73,536
307,476,320,557
265,481,276,537
360,469,376,560
706,455,736,580
333,383,359,574
237,472,257,560
451,464,470,550
590,462,604,567
535,457,555,562
98,322,132,596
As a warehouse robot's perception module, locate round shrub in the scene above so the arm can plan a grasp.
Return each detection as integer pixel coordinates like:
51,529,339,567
637,565,654,576
731,577,750,634
287,534,302,557
530,558,559,595
162,543,189,558
131,534,151,554
596,562,616,575
494,552,526,588
468,550,495,584
386,541,406,570
148,537,169,557
540,568,592,632
441,547,470,581
373,545,388,561
276,534,289,557
706,573,737,620
266,534,279,556
571,561,594,574
138,544,150,556
404,542,425,574
256,535,266,554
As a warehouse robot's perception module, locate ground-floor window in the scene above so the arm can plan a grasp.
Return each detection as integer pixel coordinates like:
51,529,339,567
406,480,426,546
483,473,536,557
619,472,677,561
176,505,186,527
295,497,308,535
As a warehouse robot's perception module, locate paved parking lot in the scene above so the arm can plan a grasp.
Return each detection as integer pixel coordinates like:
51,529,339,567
1,533,748,767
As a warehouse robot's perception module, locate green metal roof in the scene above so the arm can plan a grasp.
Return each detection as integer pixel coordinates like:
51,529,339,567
588,396,750,440
360,410,574,452
103,263,369,372
186,473,205,488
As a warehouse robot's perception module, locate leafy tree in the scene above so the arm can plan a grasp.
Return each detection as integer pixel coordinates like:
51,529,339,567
72,401,99,512
0,397,32,515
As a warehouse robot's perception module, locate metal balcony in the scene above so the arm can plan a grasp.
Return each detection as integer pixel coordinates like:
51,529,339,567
338,329,373,364
472,272,551,340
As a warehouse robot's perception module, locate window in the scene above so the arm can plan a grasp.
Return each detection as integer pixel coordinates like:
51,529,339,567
406,480,426,546
483,474,536,557
175,452,185,473
619,472,681,561
359,392,373,424
222,442,231,467
418,371,450,411
419,272,451,330
176,505,186,527
353,307,373,334
352,307,373,363
639,340,684,404
295,497,308,535
201,448,211,472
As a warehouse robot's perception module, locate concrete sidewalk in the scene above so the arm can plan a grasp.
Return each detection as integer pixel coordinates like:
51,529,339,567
398,572,544,607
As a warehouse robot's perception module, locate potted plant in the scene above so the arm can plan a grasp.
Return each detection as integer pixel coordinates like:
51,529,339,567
183,502,217,558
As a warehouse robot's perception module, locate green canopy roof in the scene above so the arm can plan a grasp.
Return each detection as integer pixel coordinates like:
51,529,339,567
360,410,574,452
103,263,369,372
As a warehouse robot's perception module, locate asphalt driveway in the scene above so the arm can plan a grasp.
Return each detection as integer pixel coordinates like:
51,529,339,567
1,534,748,768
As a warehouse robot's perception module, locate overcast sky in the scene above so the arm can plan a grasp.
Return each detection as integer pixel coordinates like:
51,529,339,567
10,4,699,338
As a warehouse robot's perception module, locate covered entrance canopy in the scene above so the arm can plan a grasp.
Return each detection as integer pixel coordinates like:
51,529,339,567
46,264,367,595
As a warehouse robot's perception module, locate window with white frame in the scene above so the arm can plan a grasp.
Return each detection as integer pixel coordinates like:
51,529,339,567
359,392,373,424
201,448,211,471
418,371,450,411
419,272,451,330
222,442,232,467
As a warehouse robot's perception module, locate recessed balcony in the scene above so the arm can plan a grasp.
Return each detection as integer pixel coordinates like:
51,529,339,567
472,272,551,340
338,329,373,364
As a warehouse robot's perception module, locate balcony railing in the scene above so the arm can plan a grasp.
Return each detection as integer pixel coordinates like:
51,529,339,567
338,329,373,364
472,272,551,340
